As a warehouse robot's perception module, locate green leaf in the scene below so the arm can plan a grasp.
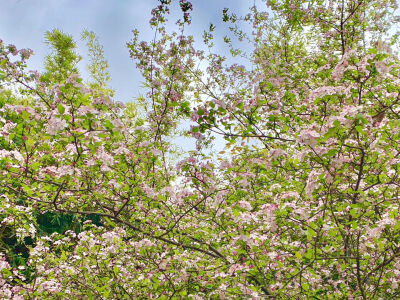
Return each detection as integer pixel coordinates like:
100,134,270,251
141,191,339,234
350,209,357,217
104,120,114,131
57,104,65,114
27,139,35,147
113,265,119,274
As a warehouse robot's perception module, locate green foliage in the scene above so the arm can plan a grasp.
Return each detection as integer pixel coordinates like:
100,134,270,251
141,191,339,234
42,29,81,83
82,30,113,96
2,0,400,298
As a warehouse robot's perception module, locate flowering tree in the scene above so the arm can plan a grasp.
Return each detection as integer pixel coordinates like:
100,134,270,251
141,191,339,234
1,0,400,298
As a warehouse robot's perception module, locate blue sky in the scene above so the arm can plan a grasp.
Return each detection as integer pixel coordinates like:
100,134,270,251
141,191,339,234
0,0,259,103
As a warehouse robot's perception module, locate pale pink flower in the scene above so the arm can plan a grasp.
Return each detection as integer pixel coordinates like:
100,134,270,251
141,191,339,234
306,170,320,198
47,117,67,135
269,148,286,159
111,118,123,128
368,227,381,239
0,257,10,270
1,121,16,134
58,165,74,176
96,146,114,166
40,279,61,293
102,231,119,243
238,200,252,210
308,86,342,102
298,129,320,146
10,150,24,164
77,106,98,115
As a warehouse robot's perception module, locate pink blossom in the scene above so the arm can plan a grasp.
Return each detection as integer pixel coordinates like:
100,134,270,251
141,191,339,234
0,255,10,270
368,227,381,239
47,117,67,135
77,106,98,115
305,170,320,198
102,231,120,243
308,86,343,102
58,165,74,177
238,200,252,210
113,146,129,155
269,148,286,159
40,279,61,293
19,48,33,59
111,118,123,128
298,129,320,146
191,112,199,122
280,191,299,199
96,146,115,166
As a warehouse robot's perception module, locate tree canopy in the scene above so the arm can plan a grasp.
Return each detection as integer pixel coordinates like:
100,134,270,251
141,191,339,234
1,0,400,298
